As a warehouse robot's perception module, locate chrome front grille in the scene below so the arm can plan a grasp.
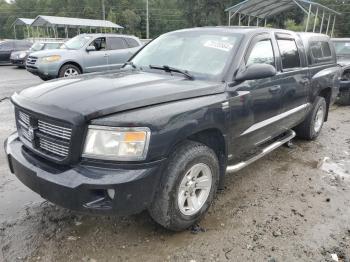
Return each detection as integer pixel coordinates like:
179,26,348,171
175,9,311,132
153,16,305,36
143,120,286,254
39,138,69,157
26,56,38,65
16,110,72,160
38,120,72,140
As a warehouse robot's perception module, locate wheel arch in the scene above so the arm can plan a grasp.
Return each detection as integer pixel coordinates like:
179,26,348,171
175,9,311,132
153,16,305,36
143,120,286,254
59,61,83,76
317,87,332,122
168,128,228,190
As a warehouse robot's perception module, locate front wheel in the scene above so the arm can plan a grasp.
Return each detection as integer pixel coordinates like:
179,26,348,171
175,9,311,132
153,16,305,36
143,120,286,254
294,96,327,140
148,141,219,231
58,64,81,78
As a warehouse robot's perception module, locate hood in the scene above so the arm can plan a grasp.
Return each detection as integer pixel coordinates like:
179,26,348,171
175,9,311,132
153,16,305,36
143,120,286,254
12,70,224,125
337,55,350,67
29,48,74,58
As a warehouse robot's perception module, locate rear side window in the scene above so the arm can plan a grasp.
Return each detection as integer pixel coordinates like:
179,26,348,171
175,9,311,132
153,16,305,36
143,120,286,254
0,41,14,50
108,37,128,50
247,40,275,66
309,41,333,64
124,38,140,48
277,39,301,70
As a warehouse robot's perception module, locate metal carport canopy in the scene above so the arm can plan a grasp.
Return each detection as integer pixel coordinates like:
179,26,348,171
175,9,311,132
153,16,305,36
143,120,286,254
225,0,340,19
31,15,123,29
13,18,35,26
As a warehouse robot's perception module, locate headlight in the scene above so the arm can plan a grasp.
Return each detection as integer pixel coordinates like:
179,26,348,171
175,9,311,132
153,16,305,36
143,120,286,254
19,52,27,59
83,126,151,161
40,55,61,63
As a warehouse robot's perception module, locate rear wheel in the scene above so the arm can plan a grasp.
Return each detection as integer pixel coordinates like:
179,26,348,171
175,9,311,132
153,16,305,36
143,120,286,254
294,96,327,140
148,141,219,231
58,64,81,78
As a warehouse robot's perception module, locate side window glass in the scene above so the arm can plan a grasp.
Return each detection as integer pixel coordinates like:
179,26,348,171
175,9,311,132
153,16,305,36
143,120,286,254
277,39,301,69
0,41,13,50
90,37,106,51
108,37,127,50
247,40,275,66
310,41,323,59
321,42,332,57
125,38,139,48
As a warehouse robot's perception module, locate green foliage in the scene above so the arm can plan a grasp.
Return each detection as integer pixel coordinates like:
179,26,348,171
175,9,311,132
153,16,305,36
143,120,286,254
0,0,349,39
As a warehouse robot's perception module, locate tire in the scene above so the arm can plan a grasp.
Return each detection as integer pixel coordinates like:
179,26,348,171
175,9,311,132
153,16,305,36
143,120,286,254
58,64,81,78
148,141,219,231
337,91,350,106
294,96,327,140
39,75,50,81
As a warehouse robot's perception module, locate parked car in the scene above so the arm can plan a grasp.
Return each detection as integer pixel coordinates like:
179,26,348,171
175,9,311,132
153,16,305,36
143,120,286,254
10,41,64,68
5,27,340,231
0,40,32,64
332,38,350,104
26,34,142,80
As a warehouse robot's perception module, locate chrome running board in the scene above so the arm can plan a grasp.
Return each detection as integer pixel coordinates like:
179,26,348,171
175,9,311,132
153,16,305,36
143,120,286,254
226,130,296,173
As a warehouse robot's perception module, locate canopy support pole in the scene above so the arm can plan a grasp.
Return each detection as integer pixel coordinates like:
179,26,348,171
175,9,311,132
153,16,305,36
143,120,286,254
228,11,231,26
264,18,267,27
305,4,312,32
248,16,251,26
238,13,242,26
256,17,259,26
13,25,16,39
313,7,318,32
320,10,325,33
326,14,331,35
331,15,336,37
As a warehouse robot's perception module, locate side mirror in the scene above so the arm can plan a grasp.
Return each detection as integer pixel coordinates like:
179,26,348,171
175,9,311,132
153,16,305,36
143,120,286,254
86,46,96,52
235,64,277,82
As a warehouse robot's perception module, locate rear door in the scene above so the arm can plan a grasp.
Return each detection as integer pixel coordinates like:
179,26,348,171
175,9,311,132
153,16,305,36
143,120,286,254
0,41,14,63
106,37,134,70
84,37,109,73
274,34,309,129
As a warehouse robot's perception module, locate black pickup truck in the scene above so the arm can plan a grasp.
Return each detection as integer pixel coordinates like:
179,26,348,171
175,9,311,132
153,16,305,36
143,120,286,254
4,27,340,231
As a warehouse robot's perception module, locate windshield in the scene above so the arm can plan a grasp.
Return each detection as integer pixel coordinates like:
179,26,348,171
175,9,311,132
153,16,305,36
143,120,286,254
30,42,44,52
131,31,242,79
61,35,92,50
333,41,350,55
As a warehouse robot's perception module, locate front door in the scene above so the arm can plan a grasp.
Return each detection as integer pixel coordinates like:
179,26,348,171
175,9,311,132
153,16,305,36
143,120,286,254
84,37,109,73
106,37,133,70
229,34,283,160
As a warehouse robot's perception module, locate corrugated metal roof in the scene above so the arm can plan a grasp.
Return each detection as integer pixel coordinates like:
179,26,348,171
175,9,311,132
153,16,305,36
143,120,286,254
13,18,35,26
31,15,123,29
225,0,340,18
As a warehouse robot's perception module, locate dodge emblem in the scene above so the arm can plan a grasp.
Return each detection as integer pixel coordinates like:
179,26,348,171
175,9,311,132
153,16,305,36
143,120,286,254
28,126,35,141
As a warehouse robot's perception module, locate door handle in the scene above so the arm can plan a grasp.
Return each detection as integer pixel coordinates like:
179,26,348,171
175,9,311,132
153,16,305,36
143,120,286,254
269,85,281,94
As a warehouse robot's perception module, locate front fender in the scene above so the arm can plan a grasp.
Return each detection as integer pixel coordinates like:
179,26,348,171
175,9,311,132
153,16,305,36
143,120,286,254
91,94,229,162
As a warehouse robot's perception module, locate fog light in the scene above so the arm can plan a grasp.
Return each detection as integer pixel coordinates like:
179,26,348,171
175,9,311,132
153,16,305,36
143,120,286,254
107,189,115,199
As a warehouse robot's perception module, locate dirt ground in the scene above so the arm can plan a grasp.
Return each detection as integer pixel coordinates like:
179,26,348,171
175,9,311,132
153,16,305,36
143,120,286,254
0,66,349,262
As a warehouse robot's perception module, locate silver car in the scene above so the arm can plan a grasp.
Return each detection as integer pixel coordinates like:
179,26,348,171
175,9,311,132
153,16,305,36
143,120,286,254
26,34,142,80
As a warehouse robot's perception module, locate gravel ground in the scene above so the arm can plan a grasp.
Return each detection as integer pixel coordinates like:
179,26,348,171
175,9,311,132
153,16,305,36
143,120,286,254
0,66,349,262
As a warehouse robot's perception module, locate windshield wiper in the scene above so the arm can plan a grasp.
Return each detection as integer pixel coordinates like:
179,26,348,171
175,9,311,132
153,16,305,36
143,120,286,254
149,65,194,80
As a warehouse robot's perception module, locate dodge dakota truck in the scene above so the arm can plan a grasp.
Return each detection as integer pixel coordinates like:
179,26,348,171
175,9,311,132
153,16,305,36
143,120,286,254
5,27,340,231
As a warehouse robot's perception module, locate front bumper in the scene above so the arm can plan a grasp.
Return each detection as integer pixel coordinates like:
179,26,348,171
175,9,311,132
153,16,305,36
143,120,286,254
26,62,60,79
340,80,350,92
4,133,164,215
10,59,26,66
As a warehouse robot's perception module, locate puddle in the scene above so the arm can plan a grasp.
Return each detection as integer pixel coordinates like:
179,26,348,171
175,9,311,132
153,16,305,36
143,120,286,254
0,171,43,223
320,157,350,178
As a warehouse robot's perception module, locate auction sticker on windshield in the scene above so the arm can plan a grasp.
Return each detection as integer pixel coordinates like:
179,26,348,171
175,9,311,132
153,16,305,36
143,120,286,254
203,40,234,52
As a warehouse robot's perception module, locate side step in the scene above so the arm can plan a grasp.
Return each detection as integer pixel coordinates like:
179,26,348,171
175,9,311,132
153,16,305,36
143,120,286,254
226,130,296,173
